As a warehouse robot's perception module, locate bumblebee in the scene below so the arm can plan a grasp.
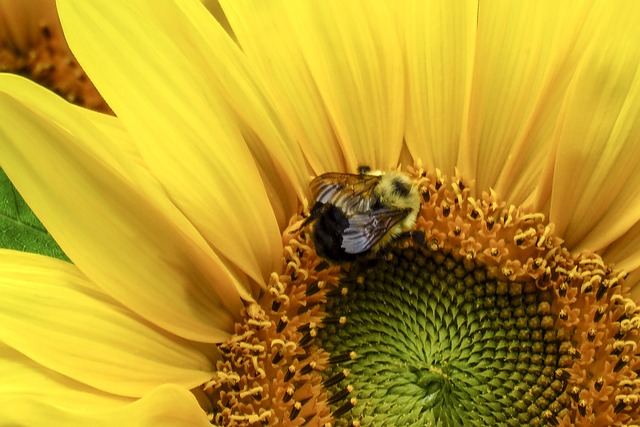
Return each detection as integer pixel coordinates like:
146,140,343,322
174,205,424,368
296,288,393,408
302,167,421,262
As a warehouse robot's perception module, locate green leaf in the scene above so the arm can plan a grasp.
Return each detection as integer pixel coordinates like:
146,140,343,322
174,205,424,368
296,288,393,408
0,168,70,262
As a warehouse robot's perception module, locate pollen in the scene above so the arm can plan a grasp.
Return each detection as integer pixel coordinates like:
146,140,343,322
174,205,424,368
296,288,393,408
203,167,640,426
1,20,111,113
201,226,339,426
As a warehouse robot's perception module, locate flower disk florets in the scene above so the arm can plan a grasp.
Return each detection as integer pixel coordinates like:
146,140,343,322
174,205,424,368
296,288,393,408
204,168,640,427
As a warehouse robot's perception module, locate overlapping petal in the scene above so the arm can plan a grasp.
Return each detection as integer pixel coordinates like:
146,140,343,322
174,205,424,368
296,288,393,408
538,3,640,255
173,0,310,214
57,0,307,282
458,2,594,203
169,0,310,201
0,378,210,427
0,345,132,412
399,0,477,176
401,0,640,280
0,251,215,397
221,0,346,174
222,0,404,172
603,220,640,299
0,75,242,343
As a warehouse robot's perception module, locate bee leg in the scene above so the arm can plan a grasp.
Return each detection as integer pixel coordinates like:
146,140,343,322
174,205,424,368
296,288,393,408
357,165,371,175
292,202,326,233
353,254,383,271
409,230,426,246
364,230,426,262
314,260,331,272
389,230,426,247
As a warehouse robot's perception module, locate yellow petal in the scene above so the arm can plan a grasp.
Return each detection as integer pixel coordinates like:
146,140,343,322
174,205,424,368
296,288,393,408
173,0,310,225
220,0,348,174
0,345,132,411
399,0,477,176
155,0,313,220
174,0,310,211
459,1,595,202
0,251,215,397
225,1,404,171
58,0,304,283
602,221,640,271
540,3,640,251
0,75,242,343
0,381,210,427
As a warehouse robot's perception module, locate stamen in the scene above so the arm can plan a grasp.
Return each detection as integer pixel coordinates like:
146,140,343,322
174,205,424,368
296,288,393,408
289,401,302,420
276,316,289,333
284,365,296,382
326,385,354,406
328,352,357,365
332,398,357,418
614,355,630,373
322,370,349,388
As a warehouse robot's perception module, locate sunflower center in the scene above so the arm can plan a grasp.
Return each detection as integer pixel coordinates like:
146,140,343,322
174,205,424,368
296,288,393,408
201,168,640,427
318,244,569,426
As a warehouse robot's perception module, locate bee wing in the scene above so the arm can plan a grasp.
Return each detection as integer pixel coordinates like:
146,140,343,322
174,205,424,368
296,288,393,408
310,173,380,214
341,207,411,254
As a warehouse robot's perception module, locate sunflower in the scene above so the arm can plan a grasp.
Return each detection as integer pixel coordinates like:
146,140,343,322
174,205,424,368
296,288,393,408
1,1,639,426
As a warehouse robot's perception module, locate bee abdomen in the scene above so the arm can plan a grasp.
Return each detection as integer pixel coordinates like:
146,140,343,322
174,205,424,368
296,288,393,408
312,203,355,262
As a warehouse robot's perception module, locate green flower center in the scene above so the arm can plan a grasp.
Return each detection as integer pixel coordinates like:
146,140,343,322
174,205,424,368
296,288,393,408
319,245,569,426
